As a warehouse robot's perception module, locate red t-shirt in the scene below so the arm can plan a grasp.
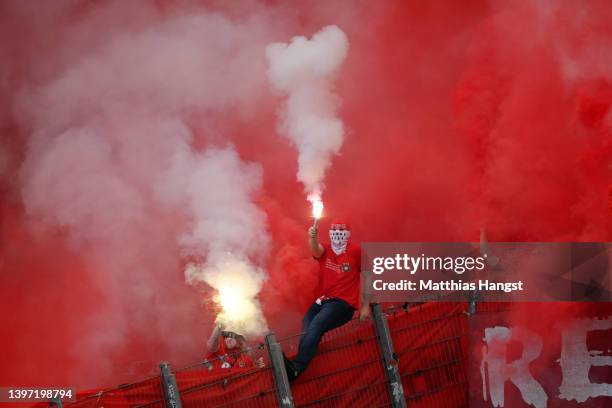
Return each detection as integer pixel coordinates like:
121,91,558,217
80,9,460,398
206,340,254,370
316,243,361,309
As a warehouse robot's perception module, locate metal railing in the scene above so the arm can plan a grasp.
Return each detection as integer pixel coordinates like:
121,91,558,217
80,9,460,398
277,314,392,407
62,301,513,408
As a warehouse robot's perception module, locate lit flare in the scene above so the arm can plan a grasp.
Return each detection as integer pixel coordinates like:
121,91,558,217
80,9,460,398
312,198,324,219
309,195,324,227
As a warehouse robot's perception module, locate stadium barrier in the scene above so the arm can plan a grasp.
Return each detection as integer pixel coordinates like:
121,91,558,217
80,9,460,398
61,300,513,408
277,309,393,408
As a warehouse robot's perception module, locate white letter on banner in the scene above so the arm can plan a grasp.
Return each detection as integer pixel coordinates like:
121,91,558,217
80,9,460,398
481,326,547,408
558,317,612,403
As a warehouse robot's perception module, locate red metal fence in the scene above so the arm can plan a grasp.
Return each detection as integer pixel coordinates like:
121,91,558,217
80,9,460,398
63,301,513,408
280,317,391,407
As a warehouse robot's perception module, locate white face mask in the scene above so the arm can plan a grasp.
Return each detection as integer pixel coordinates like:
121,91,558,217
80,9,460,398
329,228,350,255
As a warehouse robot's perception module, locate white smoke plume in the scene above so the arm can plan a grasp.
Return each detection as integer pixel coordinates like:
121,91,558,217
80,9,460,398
16,7,276,384
156,144,270,336
266,25,349,202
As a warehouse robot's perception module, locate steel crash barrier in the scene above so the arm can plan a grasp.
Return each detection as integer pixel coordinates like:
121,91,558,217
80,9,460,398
59,301,514,408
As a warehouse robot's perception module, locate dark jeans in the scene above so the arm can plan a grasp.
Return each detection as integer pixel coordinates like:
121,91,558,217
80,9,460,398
293,298,355,373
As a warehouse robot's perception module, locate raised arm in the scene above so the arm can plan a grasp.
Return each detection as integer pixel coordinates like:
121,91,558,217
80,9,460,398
479,227,488,256
480,226,500,267
206,323,223,353
309,222,324,258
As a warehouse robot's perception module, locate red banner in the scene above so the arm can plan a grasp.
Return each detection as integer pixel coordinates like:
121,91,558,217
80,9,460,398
470,303,612,407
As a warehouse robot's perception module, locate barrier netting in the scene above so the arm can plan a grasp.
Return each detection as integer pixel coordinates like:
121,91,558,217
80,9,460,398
62,375,166,408
62,301,514,408
279,316,390,407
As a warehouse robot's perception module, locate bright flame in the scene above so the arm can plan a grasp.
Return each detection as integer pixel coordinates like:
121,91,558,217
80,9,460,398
215,285,258,331
218,287,242,317
186,258,267,335
311,196,324,219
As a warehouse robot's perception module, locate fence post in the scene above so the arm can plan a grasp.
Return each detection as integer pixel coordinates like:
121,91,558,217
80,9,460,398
159,362,182,408
372,303,408,408
265,332,295,408
49,398,62,408
467,290,479,315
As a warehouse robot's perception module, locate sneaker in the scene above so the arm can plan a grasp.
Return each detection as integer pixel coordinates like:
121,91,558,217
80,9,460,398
282,353,299,381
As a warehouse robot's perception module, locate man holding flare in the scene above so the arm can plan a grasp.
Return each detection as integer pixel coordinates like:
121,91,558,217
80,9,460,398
283,198,371,380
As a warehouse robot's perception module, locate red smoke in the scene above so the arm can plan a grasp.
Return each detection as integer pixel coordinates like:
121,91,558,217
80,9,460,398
0,0,610,390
